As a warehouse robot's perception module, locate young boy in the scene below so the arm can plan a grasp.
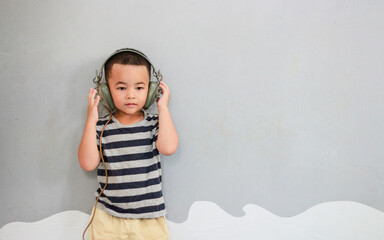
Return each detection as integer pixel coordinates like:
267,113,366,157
78,50,178,240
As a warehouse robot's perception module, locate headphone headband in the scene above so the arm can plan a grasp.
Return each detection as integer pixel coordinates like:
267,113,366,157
93,48,162,84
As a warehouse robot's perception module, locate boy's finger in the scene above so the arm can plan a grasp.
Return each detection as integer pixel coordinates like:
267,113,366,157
91,89,98,102
159,82,168,90
161,81,168,87
88,88,93,101
160,82,169,91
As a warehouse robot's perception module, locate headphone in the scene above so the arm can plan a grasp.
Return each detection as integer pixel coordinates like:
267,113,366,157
92,48,163,112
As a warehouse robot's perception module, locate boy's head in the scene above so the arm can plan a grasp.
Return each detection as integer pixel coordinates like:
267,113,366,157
105,51,152,116
104,51,151,82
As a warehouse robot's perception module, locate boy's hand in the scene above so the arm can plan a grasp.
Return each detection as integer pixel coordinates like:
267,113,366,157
157,81,170,111
87,88,100,124
155,81,178,155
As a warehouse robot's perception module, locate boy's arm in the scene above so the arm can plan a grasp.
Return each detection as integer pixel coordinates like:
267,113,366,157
156,82,179,156
78,88,101,171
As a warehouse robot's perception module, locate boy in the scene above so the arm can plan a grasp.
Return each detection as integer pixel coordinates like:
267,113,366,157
78,49,178,240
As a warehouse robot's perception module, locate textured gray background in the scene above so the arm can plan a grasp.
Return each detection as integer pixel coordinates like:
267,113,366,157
1,0,384,228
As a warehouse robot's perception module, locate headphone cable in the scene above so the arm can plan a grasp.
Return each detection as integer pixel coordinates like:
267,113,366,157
82,111,113,240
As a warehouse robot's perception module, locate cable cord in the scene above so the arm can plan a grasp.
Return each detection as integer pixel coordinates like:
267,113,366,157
82,112,113,240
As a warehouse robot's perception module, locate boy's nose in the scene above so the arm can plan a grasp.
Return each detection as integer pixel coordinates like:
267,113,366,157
126,90,135,99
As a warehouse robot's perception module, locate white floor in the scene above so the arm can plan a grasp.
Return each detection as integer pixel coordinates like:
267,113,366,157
1,201,384,240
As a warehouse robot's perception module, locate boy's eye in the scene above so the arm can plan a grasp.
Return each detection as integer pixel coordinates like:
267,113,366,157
136,87,144,90
117,87,126,90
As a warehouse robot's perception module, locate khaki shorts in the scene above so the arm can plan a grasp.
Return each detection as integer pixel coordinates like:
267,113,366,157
88,207,170,240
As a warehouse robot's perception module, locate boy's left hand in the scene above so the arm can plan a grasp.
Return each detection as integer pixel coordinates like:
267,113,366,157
157,81,170,111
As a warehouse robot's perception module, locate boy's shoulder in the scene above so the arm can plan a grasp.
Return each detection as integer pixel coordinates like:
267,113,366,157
97,114,113,125
145,111,159,121
96,114,112,125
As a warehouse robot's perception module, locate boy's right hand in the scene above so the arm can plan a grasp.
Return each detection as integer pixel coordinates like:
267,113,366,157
87,88,100,124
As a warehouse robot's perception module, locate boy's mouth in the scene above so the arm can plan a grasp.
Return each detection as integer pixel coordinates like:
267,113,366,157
125,103,137,107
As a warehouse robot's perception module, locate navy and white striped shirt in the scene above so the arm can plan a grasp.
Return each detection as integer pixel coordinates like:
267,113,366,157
95,110,165,218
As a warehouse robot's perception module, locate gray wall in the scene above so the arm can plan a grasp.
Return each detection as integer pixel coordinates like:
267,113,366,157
1,0,384,227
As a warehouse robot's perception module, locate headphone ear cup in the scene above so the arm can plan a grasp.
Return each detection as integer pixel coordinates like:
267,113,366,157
144,81,160,110
97,83,116,113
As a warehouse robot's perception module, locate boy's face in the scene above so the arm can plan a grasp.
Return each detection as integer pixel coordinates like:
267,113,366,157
108,63,150,116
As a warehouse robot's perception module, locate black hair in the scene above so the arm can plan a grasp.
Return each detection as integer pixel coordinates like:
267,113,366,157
104,51,151,81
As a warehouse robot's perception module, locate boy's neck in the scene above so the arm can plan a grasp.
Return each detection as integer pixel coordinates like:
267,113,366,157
113,110,144,125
